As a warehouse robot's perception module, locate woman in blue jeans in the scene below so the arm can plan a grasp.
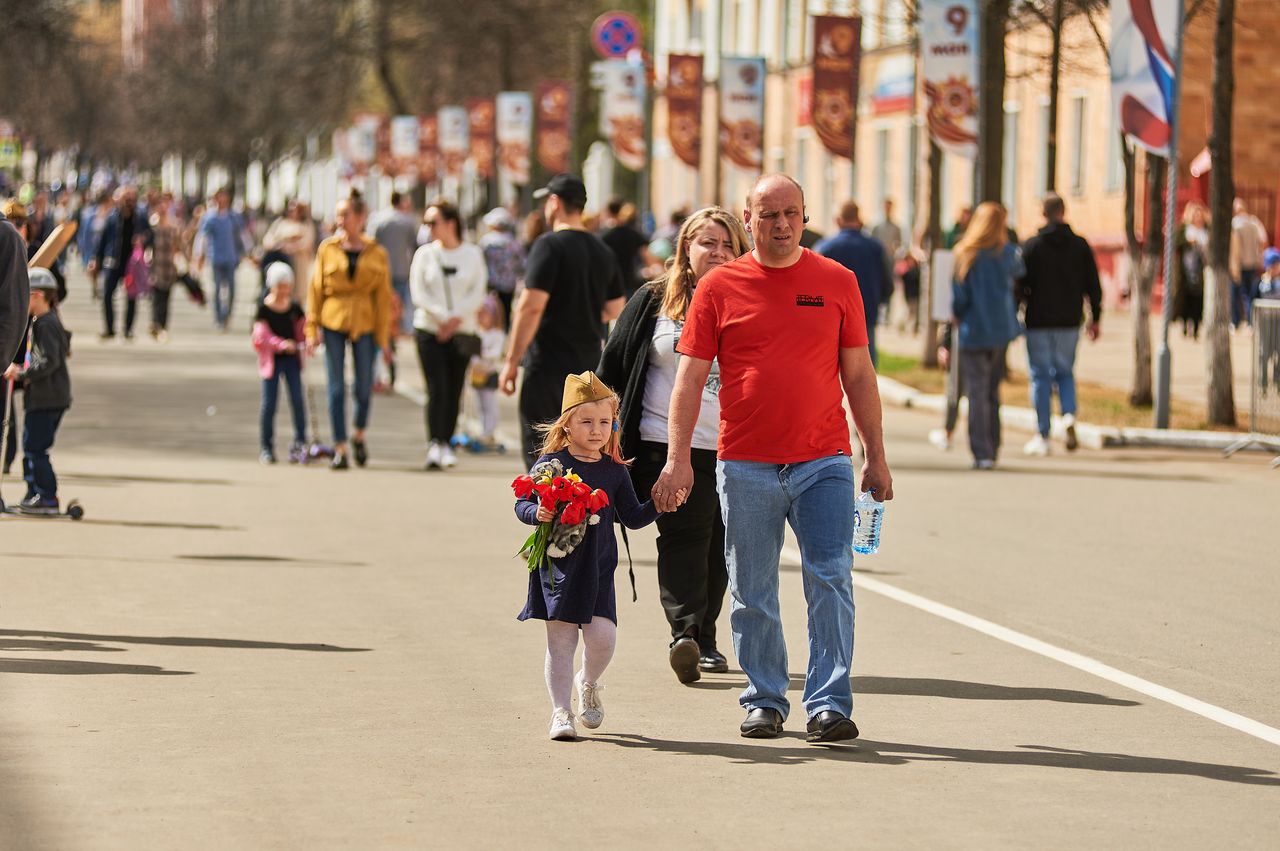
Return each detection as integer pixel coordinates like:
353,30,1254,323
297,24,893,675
305,190,393,470
951,202,1024,470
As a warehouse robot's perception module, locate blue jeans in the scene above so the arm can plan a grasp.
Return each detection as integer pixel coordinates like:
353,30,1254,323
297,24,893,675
1025,328,1080,438
1234,268,1260,327
260,356,306,451
393,277,413,336
23,408,65,501
322,327,376,444
717,454,857,721
212,262,238,329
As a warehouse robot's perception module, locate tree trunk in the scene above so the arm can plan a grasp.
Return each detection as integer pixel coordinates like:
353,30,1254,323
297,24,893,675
976,0,1010,202
922,139,943,368
1128,150,1163,407
1204,0,1236,425
1045,0,1063,193
371,3,408,114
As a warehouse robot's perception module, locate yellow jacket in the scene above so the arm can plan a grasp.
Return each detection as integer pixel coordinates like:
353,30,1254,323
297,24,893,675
306,234,393,350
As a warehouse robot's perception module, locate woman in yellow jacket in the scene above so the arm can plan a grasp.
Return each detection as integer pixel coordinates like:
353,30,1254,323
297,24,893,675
306,189,393,470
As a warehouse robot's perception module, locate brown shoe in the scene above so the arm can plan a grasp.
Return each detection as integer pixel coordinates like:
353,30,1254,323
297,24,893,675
668,636,701,683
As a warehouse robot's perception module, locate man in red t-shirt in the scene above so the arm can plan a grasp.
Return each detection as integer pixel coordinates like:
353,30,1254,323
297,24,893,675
652,174,893,743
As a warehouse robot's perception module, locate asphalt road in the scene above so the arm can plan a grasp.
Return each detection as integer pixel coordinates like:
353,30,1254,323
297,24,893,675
1,266,1276,849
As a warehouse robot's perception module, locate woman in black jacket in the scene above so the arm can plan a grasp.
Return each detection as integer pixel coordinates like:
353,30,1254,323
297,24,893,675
597,207,749,683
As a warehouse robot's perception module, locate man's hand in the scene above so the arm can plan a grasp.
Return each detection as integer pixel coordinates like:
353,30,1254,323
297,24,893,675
1086,321,1100,342
651,458,693,513
859,456,894,501
499,359,519,396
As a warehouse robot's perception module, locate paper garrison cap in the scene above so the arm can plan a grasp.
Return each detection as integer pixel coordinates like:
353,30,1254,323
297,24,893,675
562,371,615,414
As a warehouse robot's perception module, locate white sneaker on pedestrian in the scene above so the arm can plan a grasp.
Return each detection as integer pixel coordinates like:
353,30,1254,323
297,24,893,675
576,671,604,729
1023,435,1050,457
549,708,577,741
441,445,458,469
1062,413,1079,452
928,428,951,451
424,441,443,470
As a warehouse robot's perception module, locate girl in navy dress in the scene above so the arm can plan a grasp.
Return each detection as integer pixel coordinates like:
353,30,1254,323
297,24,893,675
515,371,664,740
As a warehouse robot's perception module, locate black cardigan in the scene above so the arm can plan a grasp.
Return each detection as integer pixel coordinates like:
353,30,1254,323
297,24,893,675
597,283,661,459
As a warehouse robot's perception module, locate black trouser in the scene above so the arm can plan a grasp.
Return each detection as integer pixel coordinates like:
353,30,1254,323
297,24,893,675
415,330,469,444
2,386,17,473
959,345,1006,463
102,267,138,337
632,441,728,651
492,289,514,333
519,366,568,469
152,287,172,331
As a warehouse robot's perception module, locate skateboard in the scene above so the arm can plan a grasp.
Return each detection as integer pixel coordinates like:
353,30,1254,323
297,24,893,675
1,498,84,520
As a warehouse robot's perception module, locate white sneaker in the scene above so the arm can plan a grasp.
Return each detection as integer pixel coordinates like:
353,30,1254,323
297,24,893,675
1023,435,1050,456
424,441,443,470
441,445,458,468
576,671,604,729
928,428,951,451
549,708,577,741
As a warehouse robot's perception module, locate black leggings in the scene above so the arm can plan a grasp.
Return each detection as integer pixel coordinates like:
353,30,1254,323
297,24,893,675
415,330,470,444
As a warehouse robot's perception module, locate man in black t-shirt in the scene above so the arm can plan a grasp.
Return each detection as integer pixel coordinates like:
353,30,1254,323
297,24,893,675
500,174,625,466
600,198,654,299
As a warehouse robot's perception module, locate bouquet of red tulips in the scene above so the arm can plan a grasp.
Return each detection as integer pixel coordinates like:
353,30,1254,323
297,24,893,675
512,459,610,584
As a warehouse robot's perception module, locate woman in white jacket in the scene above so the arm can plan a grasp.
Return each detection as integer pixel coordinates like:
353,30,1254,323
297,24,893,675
410,199,488,469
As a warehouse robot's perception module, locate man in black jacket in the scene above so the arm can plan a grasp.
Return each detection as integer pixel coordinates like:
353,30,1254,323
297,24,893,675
1018,193,1102,455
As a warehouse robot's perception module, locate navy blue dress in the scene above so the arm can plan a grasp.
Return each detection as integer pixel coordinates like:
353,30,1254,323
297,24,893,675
516,449,659,625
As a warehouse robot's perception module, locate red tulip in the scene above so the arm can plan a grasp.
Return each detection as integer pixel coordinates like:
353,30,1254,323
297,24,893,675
551,477,573,499
561,502,585,527
571,481,592,499
588,489,609,512
512,475,535,498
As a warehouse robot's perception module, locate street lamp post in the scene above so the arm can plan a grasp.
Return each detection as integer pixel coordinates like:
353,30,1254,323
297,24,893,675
1153,0,1187,430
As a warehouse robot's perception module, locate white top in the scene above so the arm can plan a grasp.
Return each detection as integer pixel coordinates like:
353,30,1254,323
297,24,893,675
472,327,507,375
639,315,721,451
409,241,488,335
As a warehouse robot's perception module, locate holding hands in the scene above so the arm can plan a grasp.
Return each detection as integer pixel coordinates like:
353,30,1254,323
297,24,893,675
651,459,693,513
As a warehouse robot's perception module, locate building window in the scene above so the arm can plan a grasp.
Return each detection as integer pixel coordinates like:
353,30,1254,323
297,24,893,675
1070,93,1087,196
1036,99,1051,194
786,0,805,65
737,0,757,54
1105,113,1124,194
688,0,705,44
858,0,878,51
1002,104,1019,221
875,126,892,212
883,0,909,45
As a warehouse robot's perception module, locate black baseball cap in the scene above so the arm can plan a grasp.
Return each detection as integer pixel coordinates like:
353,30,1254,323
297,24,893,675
532,174,588,208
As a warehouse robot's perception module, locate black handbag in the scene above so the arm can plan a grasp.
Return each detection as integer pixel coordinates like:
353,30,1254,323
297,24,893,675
439,259,482,357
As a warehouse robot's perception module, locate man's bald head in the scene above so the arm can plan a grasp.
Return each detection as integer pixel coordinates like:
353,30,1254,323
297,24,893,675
744,173,808,267
747,173,805,212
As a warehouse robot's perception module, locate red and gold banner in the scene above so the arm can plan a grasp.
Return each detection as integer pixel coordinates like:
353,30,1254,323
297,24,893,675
812,15,861,160
536,80,574,174
417,116,439,183
666,53,703,169
718,57,765,172
467,97,496,181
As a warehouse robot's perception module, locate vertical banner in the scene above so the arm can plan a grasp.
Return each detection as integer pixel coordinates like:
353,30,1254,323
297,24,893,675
417,116,439,184
536,80,574,174
349,113,383,175
437,106,470,179
467,98,496,180
496,92,533,186
666,54,703,169
1110,0,1179,156
718,56,766,172
919,0,978,159
387,115,420,177
331,128,352,177
598,60,647,172
812,16,862,160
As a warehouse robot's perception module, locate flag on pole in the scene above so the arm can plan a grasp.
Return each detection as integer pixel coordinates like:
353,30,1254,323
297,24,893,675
718,56,766,172
496,92,533,186
1110,0,1180,156
919,0,978,160
811,15,861,160
666,54,703,169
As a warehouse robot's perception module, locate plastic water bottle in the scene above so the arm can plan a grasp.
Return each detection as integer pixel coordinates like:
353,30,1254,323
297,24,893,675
852,489,884,555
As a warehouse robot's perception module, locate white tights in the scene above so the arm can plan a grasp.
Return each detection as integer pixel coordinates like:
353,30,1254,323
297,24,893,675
544,617,616,712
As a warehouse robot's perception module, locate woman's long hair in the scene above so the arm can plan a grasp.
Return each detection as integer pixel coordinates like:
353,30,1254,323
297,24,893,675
652,206,751,321
952,201,1008,281
536,395,626,465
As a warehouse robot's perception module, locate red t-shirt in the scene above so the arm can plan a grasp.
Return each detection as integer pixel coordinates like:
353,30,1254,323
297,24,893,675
678,249,869,463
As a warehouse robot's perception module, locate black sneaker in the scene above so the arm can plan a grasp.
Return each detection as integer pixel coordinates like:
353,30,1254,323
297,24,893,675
16,494,59,515
352,439,368,467
330,452,350,470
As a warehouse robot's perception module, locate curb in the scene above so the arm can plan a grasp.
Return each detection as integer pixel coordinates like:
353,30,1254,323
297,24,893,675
875,376,1280,455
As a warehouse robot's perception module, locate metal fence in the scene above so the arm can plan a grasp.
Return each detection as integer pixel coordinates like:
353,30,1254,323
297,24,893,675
1225,300,1280,466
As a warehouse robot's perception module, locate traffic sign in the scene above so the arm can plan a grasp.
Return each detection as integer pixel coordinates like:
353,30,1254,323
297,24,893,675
591,11,643,60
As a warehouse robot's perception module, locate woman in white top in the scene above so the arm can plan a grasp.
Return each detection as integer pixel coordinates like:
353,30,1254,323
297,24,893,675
596,207,750,683
409,198,488,470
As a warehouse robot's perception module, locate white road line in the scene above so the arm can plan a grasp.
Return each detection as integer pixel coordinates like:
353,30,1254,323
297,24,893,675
780,545,1280,748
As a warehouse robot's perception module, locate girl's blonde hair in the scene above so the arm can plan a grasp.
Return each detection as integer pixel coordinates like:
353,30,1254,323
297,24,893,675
953,201,1008,281
536,394,627,464
653,206,751,321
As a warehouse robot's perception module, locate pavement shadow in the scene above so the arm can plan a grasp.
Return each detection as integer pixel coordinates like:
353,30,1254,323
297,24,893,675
592,732,905,766
0,658,192,676
175,554,367,567
853,676,1140,706
59,472,233,487
888,460,1213,484
0,639,125,653
0,629,370,653
856,740,1280,787
80,519,241,531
